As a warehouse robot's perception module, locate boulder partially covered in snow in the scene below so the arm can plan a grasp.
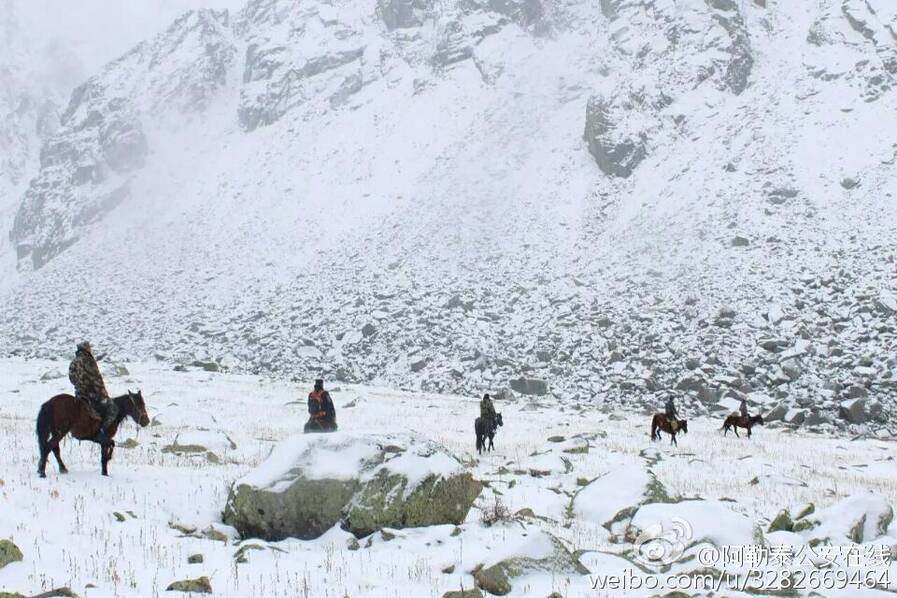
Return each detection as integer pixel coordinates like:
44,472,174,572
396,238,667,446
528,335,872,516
224,433,482,540
573,466,668,528
378,0,432,30
838,397,882,424
0,539,23,569
583,93,650,178
793,494,893,545
473,532,587,596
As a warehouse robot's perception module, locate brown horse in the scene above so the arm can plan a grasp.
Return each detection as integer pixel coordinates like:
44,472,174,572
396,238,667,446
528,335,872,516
721,413,764,438
650,414,688,446
36,391,150,478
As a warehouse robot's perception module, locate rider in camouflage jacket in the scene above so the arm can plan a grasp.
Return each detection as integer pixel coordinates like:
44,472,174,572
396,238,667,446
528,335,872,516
69,341,116,445
480,393,496,424
664,395,679,432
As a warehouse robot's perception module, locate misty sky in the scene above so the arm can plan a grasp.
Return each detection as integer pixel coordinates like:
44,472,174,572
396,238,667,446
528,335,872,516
7,0,244,88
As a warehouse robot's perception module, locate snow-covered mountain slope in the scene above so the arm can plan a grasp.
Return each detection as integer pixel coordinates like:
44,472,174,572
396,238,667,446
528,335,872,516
1,0,896,432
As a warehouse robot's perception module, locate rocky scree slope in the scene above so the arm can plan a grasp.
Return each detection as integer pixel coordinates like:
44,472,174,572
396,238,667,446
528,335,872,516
0,0,896,435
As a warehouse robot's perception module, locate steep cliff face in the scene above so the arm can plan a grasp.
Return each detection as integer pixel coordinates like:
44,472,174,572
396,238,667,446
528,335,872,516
0,2,63,234
9,9,235,269
1,0,896,430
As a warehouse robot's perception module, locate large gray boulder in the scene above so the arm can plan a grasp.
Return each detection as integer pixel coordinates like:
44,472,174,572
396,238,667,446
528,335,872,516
838,397,882,424
224,433,482,540
583,94,649,178
509,377,548,396
379,0,433,30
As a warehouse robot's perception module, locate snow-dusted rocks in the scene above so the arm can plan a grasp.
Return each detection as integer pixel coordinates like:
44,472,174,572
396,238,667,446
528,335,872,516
11,97,147,269
10,9,235,270
1,1,897,436
223,432,482,540
838,396,883,424
583,93,650,178
0,539,23,569
472,533,587,596
378,0,433,31
628,499,757,556
792,494,893,545
237,1,366,131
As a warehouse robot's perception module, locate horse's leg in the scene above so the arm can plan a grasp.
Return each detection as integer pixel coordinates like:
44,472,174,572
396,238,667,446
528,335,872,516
734,427,740,438
38,446,49,478
747,425,752,438
50,434,68,474
671,433,677,446
101,444,110,476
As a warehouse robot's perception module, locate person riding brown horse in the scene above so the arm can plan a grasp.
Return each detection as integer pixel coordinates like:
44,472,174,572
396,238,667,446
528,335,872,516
36,390,150,477
663,394,682,433
651,413,688,446
722,413,764,438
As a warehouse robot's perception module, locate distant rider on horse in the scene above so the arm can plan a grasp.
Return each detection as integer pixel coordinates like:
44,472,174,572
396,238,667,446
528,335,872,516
480,393,497,427
739,398,749,418
305,379,337,433
69,341,116,446
664,394,680,433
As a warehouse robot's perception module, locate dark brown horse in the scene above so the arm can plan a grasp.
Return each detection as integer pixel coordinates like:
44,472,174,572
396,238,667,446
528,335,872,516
650,414,688,446
721,413,764,438
475,413,503,454
36,391,150,477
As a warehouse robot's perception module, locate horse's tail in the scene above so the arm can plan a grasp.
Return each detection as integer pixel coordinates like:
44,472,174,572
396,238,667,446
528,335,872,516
36,402,53,455
720,415,732,432
649,416,656,441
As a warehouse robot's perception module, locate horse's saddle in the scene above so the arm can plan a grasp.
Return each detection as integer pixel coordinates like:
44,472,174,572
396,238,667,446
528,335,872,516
666,416,680,432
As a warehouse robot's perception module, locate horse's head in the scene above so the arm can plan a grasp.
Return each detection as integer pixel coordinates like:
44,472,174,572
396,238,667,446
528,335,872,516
680,420,688,434
128,390,150,427
753,414,764,426
495,413,503,427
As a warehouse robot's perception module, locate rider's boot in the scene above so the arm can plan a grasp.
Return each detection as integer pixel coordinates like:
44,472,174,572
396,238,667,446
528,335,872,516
92,427,112,446
93,405,117,446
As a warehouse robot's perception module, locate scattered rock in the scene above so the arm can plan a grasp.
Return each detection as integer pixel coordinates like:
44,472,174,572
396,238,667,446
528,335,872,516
473,563,511,596
767,509,793,533
166,576,212,594
0,540,23,569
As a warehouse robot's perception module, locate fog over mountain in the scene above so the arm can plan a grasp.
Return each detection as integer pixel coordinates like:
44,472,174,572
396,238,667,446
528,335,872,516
1,0,896,432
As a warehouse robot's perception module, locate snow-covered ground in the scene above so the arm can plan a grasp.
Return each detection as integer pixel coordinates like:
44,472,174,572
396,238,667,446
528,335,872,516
3,358,897,597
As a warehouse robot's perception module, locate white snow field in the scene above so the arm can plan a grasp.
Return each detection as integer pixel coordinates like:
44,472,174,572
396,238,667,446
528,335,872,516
3,358,897,597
